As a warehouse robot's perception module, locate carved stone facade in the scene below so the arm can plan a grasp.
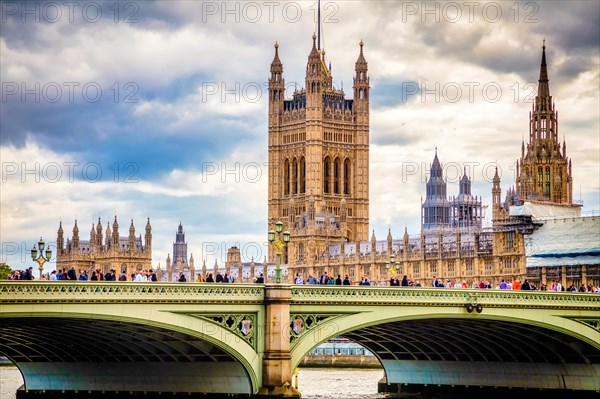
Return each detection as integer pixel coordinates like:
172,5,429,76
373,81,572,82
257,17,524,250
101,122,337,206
515,42,573,205
56,216,152,276
266,40,596,288
267,34,369,267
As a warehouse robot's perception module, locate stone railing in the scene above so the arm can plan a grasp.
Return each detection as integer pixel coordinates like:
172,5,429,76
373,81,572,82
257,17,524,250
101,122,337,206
0,282,264,304
2,282,598,310
291,286,600,309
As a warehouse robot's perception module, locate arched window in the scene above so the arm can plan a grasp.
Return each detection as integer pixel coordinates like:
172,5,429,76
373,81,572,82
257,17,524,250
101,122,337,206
284,159,290,196
300,157,306,194
298,243,304,262
333,157,341,194
292,158,298,195
323,157,330,194
545,166,551,195
343,159,351,195
537,167,543,190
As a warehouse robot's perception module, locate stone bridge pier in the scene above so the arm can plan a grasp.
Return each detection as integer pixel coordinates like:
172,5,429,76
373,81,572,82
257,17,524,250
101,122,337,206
256,285,301,398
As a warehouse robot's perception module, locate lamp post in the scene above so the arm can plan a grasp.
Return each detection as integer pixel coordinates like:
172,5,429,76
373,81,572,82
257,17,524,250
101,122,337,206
31,237,52,279
268,220,291,284
385,254,401,276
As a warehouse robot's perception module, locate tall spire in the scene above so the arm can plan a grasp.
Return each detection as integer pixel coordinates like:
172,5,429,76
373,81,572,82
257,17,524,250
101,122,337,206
538,39,550,98
317,0,321,50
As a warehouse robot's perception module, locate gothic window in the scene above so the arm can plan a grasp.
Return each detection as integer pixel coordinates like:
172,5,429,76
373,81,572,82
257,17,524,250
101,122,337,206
300,157,306,194
429,261,437,274
541,118,547,139
343,159,351,195
284,159,290,196
333,158,341,194
545,166,550,195
505,231,514,249
323,157,330,194
537,167,543,190
292,158,298,195
298,243,304,262
465,259,473,273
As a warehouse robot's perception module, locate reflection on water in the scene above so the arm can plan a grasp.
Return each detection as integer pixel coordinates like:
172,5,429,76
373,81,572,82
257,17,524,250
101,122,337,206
1,367,23,399
1,367,390,399
298,368,389,399
4,366,594,399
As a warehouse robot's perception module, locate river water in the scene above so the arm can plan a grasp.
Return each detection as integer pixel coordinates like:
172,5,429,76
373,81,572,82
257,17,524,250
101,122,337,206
2,367,392,399
2,367,592,399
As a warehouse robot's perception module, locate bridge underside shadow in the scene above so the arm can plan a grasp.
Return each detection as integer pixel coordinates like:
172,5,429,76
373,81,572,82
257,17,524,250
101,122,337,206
342,318,600,392
0,317,252,395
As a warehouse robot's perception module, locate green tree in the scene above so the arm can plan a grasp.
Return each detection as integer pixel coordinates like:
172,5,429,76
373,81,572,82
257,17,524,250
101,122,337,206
0,263,12,279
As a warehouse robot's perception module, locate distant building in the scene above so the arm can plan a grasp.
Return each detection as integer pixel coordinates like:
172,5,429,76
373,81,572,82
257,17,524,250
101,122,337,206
56,216,152,276
421,150,484,231
164,223,194,281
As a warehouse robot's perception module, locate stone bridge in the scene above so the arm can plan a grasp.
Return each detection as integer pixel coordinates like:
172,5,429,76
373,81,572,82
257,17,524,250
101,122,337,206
1,282,599,397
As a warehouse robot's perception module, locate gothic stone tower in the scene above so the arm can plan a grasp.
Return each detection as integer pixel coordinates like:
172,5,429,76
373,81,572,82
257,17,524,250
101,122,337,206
515,42,573,204
172,222,188,269
422,149,451,231
268,34,370,269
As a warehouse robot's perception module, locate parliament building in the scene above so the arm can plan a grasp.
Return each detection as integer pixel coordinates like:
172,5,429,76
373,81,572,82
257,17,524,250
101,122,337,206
56,216,152,276
265,37,599,288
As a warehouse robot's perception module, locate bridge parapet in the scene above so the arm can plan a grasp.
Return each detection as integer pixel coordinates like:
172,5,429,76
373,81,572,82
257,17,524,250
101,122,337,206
0,282,264,304
291,286,600,309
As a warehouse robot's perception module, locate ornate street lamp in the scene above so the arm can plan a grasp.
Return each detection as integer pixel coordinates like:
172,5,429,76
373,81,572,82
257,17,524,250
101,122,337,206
385,254,401,275
31,237,52,278
268,220,291,284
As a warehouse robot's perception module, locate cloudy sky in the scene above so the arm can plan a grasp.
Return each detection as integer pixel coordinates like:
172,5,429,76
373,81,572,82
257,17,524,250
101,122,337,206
1,0,599,270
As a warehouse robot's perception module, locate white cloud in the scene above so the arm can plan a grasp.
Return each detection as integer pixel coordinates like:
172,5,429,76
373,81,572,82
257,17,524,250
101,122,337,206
1,1,598,271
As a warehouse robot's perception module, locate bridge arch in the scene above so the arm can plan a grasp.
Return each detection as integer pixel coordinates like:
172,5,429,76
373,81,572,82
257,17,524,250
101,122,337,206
290,305,600,391
1,311,260,394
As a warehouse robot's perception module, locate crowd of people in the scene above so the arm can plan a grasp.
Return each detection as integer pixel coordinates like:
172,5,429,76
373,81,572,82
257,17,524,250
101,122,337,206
5,267,600,293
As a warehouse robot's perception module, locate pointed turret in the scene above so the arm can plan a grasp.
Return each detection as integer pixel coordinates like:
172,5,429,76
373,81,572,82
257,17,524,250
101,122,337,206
492,167,502,221
353,40,369,108
105,220,111,248
306,33,326,111
129,219,135,252
145,217,152,251
166,253,172,281
269,42,285,117
459,167,471,196
90,223,96,252
72,220,80,250
112,216,119,250
57,221,64,256
538,40,550,99
96,218,103,248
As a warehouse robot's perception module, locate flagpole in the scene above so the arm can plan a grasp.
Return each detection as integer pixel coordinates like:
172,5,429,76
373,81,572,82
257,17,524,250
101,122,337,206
317,0,321,50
